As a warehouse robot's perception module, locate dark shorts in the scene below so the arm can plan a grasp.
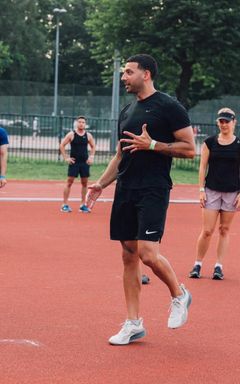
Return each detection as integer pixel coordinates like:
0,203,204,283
68,162,90,178
110,184,170,242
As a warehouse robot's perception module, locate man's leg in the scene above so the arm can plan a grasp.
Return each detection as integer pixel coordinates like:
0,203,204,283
80,177,88,205
138,240,192,329
63,176,74,205
138,240,182,297
109,240,146,345
121,240,141,319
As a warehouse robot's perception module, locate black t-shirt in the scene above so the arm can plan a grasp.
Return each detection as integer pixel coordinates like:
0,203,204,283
70,131,88,162
117,91,190,189
205,135,240,192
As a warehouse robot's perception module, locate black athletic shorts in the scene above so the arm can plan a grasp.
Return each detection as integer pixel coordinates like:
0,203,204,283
110,184,170,242
68,161,90,178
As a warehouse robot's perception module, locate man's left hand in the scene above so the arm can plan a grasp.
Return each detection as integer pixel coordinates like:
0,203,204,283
120,124,151,153
87,155,94,165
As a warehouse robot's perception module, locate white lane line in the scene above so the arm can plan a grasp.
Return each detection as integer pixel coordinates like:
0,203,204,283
0,197,199,203
0,197,113,202
0,339,42,347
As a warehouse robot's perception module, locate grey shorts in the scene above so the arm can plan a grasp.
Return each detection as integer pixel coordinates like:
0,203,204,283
205,188,238,212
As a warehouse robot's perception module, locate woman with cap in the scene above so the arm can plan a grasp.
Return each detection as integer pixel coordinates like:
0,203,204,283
189,107,240,280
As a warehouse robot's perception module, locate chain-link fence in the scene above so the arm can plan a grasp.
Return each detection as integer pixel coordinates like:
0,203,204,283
0,81,131,118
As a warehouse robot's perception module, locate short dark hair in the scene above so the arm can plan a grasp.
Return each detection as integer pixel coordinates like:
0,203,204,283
76,116,86,121
126,54,158,79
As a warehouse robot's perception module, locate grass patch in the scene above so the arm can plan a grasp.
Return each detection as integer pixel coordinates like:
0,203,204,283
7,158,107,181
7,158,198,184
171,168,198,184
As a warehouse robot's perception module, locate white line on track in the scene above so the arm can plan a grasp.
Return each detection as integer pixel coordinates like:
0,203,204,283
0,197,199,203
0,339,42,347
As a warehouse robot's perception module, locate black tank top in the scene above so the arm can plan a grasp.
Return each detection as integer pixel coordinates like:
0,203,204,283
205,135,240,192
70,131,88,162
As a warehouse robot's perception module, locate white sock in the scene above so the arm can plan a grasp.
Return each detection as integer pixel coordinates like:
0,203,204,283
215,263,222,269
194,261,202,267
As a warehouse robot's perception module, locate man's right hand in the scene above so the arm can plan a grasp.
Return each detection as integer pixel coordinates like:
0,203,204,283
86,183,103,210
65,157,75,164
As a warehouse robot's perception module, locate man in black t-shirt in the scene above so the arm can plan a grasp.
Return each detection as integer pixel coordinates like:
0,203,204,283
87,54,196,345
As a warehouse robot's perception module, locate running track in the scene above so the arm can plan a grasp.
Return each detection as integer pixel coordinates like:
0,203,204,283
0,181,240,384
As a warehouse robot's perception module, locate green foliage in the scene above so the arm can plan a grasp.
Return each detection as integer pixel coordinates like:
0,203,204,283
0,0,52,81
0,42,12,75
1,0,240,109
56,0,104,85
0,0,103,85
86,0,240,108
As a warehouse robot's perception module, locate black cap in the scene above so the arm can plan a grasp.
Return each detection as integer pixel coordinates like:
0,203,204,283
217,112,235,121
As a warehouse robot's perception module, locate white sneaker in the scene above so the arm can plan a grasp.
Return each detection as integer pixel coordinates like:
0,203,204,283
168,284,192,329
109,318,146,345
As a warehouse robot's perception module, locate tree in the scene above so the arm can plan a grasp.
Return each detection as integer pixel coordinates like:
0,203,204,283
0,0,104,87
0,42,12,76
0,0,51,81
53,0,104,86
86,0,240,108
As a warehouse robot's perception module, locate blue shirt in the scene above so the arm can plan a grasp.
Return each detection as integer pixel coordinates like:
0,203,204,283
0,127,9,146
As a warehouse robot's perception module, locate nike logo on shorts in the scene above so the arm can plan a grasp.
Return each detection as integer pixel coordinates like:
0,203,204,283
145,230,158,235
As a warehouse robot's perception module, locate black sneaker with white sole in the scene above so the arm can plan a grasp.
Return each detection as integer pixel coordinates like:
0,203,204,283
189,264,201,278
212,266,224,280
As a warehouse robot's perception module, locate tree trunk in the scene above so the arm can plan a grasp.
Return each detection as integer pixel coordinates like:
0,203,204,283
175,62,193,110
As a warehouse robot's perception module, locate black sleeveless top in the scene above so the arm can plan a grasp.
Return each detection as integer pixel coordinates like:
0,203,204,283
70,131,88,162
205,135,240,192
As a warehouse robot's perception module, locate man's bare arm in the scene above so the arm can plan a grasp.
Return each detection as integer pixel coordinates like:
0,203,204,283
0,144,8,187
120,124,196,159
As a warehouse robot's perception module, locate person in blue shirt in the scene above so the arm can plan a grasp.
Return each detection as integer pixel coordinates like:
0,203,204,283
0,127,9,188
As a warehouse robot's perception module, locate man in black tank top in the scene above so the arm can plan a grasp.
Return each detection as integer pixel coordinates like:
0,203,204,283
86,54,196,345
59,116,95,213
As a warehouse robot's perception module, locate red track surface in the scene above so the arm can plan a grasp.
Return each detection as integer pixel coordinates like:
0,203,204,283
0,180,199,201
0,181,240,383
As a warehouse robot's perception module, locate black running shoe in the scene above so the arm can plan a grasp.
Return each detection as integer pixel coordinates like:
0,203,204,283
212,266,224,280
189,264,201,278
142,274,150,284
